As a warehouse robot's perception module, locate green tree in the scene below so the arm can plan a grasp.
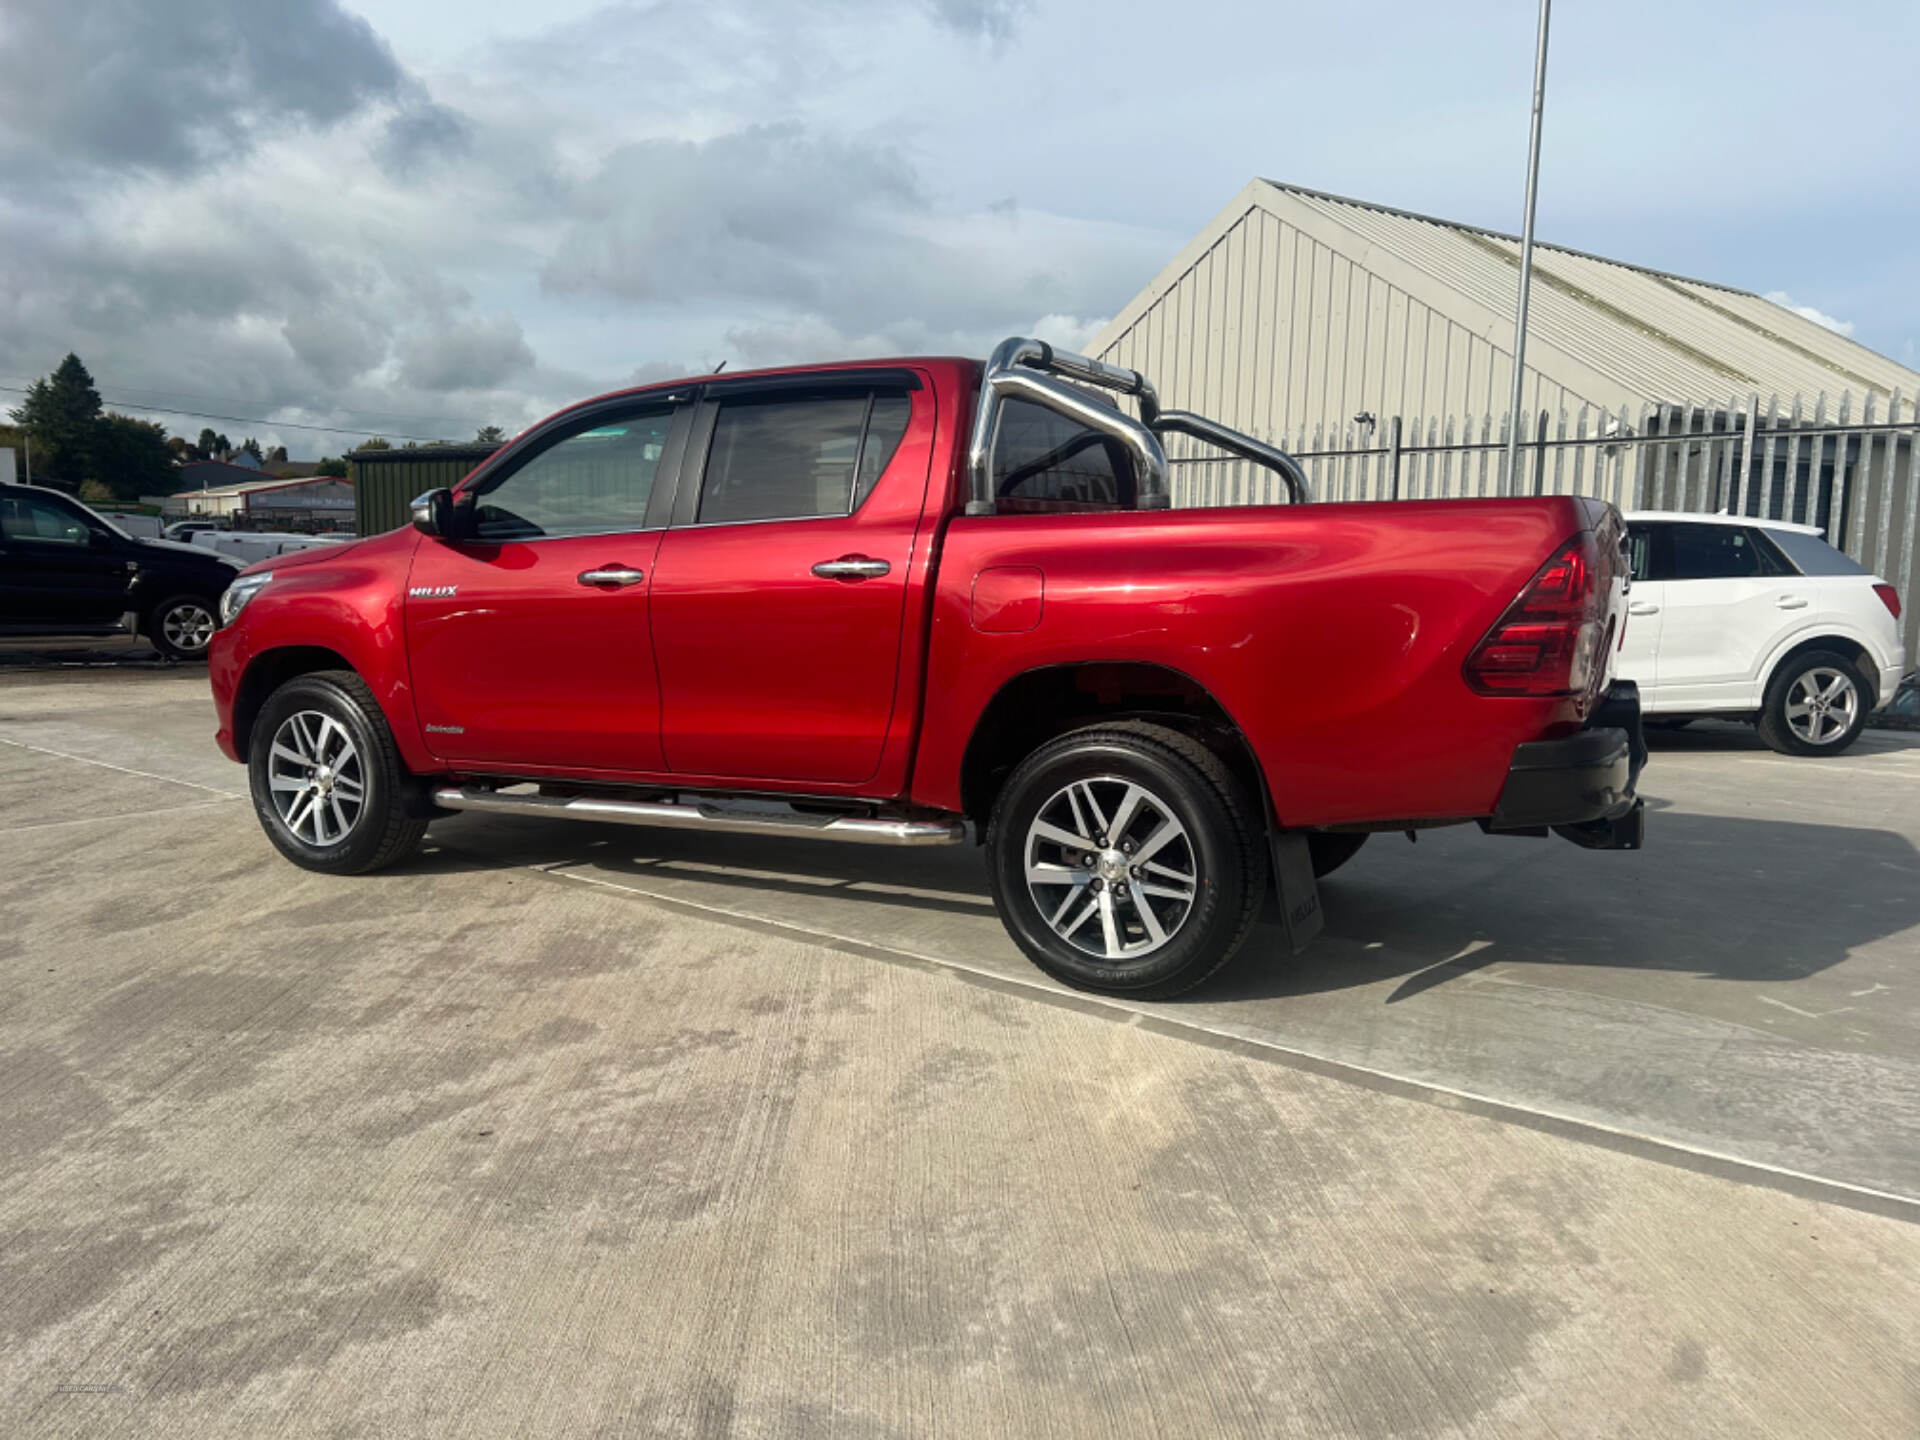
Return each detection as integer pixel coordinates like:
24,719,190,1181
476,424,506,444
196,427,220,460
90,413,177,499
358,436,392,451
7,353,104,489
315,456,349,478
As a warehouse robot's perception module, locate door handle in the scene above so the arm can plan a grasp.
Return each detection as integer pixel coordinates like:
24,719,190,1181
1775,595,1809,610
578,567,645,587
811,556,890,580
1628,602,1660,616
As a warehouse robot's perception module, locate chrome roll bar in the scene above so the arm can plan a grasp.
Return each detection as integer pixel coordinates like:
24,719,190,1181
965,335,1312,515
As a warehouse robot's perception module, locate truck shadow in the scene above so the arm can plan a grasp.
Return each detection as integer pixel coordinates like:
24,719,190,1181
1216,809,1920,1003
420,807,1920,1005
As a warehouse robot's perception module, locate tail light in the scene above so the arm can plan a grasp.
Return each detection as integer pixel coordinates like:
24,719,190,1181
1873,583,1901,620
1465,532,1608,699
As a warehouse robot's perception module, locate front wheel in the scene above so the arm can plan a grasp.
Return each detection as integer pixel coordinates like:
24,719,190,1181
1757,650,1870,756
248,669,428,873
146,594,218,660
985,722,1266,999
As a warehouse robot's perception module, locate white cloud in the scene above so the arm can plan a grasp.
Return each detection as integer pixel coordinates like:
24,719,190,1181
5,0,1913,460
1030,315,1112,353
1764,291,1856,338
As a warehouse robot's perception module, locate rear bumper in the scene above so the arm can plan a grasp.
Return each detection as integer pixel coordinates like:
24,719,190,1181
1488,681,1646,849
1875,660,1907,711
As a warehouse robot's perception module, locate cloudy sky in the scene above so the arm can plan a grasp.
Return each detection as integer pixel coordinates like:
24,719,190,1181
1,0,1915,457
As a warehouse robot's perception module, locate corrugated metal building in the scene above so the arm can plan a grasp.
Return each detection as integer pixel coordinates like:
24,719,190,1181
1089,179,1920,442
350,444,502,537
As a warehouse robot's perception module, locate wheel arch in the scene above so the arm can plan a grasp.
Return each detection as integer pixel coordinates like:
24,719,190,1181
233,645,357,759
956,661,1276,831
1762,632,1884,708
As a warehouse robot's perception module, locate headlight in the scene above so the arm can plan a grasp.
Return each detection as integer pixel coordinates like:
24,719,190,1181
219,571,273,627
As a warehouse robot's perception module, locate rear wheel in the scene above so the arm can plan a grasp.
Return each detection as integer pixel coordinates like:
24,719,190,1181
146,594,218,660
248,670,427,873
1757,650,1870,756
985,722,1265,999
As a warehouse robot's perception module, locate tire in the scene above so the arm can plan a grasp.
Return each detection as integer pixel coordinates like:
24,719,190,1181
984,721,1266,999
248,669,428,874
145,594,219,661
1307,831,1369,878
1756,649,1871,757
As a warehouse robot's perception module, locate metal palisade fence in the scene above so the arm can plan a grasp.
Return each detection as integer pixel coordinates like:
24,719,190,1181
1167,389,1920,658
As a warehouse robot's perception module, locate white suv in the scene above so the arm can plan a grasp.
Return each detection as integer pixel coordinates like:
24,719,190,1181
1617,513,1907,756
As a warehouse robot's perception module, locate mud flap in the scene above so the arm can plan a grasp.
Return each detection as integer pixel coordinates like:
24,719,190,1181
1267,830,1323,953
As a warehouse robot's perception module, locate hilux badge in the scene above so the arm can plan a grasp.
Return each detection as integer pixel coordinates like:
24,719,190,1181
408,585,457,599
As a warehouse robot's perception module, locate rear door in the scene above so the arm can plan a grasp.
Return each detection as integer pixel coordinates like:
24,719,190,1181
0,489,131,626
648,376,930,785
1654,521,1810,708
405,401,687,772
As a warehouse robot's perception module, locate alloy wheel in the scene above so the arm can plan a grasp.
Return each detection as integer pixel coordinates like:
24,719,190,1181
162,601,216,655
1024,776,1198,961
1785,667,1859,746
268,709,367,845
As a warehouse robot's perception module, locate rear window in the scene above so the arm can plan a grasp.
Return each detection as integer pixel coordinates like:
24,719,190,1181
1757,526,1868,577
991,398,1136,513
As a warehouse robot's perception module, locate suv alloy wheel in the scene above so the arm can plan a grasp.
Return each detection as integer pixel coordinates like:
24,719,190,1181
1758,649,1871,756
148,594,218,660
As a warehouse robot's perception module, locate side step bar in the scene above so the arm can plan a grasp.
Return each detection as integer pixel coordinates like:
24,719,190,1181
431,786,966,847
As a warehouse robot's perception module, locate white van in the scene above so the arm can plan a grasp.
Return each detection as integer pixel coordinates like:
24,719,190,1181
190,531,350,565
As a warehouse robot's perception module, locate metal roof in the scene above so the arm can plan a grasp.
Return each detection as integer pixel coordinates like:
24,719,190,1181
1257,180,1920,410
181,475,354,499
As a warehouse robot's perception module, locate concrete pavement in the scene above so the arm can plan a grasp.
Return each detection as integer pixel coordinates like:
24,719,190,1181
2,668,1918,1437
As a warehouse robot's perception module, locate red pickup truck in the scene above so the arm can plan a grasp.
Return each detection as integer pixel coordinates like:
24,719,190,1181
210,337,1644,997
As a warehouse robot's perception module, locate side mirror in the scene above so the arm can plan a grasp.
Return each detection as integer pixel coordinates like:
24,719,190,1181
411,488,454,538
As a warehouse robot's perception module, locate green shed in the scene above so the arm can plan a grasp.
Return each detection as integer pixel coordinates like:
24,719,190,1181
349,443,503,537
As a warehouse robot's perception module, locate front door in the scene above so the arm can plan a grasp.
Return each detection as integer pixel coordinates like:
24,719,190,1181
1615,523,1664,698
649,380,930,785
404,402,684,773
0,490,130,626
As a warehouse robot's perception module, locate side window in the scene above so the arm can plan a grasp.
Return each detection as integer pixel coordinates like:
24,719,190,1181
469,408,674,541
0,494,93,546
991,398,1135,512
855,395,911,509
1751,526,1859,576
1626,524,1655,583
1667,523,1767,581
698,389,911,525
